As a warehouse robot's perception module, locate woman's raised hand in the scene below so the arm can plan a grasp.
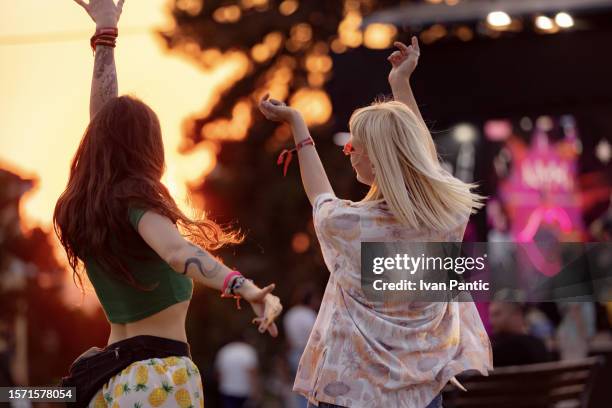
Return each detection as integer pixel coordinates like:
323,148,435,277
388,36,421,84
259,93,301,124
73,0,125,28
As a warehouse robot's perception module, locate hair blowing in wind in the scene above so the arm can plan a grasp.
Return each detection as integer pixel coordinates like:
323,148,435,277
54,95,242,290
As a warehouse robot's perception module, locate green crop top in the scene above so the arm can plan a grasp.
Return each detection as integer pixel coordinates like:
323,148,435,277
84,207,193,324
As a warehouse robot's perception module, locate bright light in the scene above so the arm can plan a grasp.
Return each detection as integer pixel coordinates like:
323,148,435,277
452,123,478,144
289,88,332,126
363,23,398,49
333,132,351,146
486,11,511,28
535,15,555,31
595,139,611,164
555,12,574,28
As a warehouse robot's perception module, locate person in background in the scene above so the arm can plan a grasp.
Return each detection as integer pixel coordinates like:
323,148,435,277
284,286,320,408
489,302,550,367
215,339,260,408
556,302,596,360
525,305,555,350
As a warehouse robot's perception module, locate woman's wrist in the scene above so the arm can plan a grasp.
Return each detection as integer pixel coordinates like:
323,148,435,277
389,73,411,89
287,109,305,126
96,24,118,30
234,279,259,300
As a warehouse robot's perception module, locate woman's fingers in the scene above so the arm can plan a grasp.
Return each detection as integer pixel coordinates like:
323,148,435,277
252,316,276,335
259,100,275,117
267,322,279,337
268,98,286,107
256,283,276,300
265,297,282,322
117,0,125,12
262,312,280,335
412,35,420,52
393,39,420,58
262,283,276,294
259,93,285,109
388,50,401,60
73,0,89,10
259,93,293,122
394,41,410,55
250,294,282,337
261,104,281,120
388,51,403,65
252,317,266,333
264,101,287,118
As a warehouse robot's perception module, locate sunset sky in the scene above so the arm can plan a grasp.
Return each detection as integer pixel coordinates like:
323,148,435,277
0,0,241,231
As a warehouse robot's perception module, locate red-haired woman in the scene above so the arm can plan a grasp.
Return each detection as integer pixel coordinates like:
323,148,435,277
55,1,282,407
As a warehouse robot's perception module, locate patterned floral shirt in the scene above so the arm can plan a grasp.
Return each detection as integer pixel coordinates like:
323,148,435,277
293,193,493,408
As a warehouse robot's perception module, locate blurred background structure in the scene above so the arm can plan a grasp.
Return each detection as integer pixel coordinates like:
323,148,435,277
0,0,611,407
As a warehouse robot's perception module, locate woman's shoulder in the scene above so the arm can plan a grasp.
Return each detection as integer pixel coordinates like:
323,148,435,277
313,193,387,217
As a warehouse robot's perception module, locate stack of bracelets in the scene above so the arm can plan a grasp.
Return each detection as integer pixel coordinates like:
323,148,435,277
90,27,118,54
221,271,251,309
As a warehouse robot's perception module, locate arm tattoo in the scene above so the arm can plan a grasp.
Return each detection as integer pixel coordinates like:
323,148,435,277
90,45,118,118
183,244,220,278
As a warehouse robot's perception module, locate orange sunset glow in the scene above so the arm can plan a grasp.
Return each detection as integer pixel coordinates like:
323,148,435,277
0,0,247,230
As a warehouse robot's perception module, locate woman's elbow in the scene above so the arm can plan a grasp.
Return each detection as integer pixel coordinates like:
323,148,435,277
163,244,191,273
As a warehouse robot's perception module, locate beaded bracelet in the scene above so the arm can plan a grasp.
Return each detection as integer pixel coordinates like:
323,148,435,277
221,271,245,309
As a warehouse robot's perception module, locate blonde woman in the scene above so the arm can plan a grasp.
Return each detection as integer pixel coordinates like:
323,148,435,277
259,37,492,408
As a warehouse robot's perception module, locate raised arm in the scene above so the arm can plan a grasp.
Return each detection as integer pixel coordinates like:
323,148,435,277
388,36,427,130
74,0,124,118
136,210,282,336
259,94,334,206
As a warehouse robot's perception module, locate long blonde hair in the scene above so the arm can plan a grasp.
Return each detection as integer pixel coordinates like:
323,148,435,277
349,100,485,231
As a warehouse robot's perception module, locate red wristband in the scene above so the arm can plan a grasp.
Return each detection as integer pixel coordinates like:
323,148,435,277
276,137,315,176
90,27,118,53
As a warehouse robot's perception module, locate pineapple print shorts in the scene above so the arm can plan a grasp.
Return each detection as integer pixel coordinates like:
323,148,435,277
88,356,204,408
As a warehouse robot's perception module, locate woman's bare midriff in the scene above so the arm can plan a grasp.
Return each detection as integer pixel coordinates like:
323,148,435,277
107,300,190,345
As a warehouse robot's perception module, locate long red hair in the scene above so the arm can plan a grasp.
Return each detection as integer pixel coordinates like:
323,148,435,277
54,95,241,289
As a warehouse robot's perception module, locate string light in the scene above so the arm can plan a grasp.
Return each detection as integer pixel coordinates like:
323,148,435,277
486,11,512,28
363,23,397,49
213,5,241,23
176,0,203,16
555,12,575,28
420,24,447,44
289,88,332,126
279,0,299,16
535,15,555,31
